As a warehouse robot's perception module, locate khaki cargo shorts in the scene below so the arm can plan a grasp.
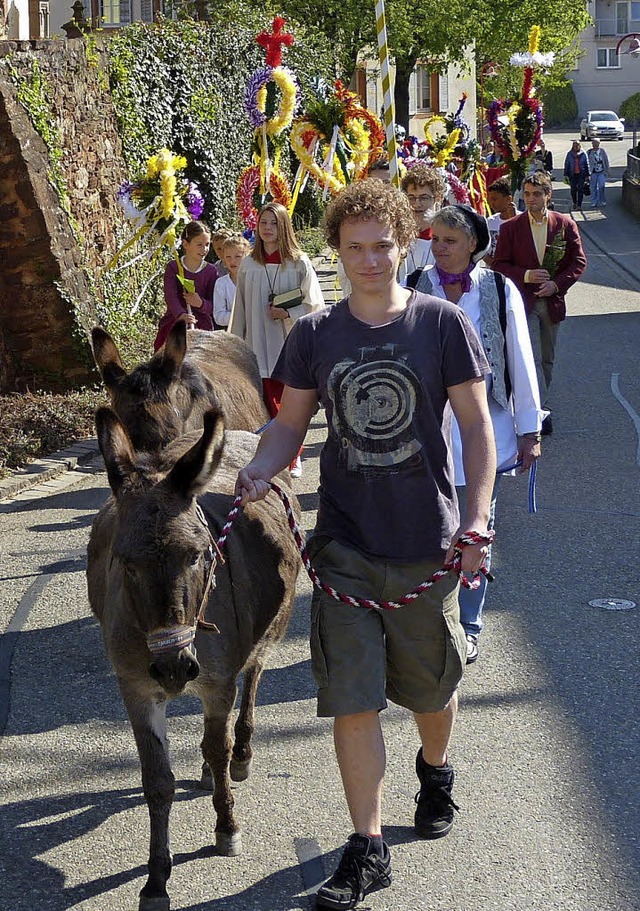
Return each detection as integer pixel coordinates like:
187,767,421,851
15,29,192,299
308,537,466,717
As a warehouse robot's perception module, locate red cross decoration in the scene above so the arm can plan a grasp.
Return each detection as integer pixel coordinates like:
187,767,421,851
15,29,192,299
256,16,294,68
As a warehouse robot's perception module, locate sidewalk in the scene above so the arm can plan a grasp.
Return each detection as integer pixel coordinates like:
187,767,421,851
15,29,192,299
554,182,640,287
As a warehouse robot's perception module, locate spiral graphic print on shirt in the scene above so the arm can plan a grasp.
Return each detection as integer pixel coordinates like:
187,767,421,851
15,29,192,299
326,343,424,476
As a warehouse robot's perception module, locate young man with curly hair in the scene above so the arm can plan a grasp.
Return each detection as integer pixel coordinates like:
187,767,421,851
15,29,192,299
236,179,496,910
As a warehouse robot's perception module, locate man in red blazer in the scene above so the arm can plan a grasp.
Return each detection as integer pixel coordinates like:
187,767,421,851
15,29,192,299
493,172,586,434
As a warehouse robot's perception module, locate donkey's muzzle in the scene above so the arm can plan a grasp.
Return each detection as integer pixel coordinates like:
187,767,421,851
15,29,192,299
149,648,200,693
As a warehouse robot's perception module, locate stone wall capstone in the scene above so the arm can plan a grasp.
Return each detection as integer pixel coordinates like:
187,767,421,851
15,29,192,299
0,38,128,391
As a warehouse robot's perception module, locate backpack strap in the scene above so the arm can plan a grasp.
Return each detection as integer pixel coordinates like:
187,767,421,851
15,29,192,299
493,271,512,400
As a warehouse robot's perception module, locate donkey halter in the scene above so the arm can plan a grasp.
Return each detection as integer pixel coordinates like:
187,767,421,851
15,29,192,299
144,503,223,657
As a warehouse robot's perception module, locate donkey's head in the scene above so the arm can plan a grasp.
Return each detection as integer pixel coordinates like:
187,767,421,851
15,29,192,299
92,324,217,454
96,406,226,695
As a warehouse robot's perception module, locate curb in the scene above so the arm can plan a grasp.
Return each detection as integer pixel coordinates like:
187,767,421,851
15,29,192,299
0,438,100,502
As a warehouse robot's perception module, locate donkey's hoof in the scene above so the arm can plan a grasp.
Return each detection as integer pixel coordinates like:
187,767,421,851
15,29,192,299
139,895,170,911
199,762,213,790
215,830,242,856
230,757,252,782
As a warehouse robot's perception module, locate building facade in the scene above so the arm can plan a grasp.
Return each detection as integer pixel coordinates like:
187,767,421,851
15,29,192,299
571,0,640,115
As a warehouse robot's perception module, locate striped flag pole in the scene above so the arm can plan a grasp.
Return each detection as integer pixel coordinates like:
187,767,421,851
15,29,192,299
374,0,400,188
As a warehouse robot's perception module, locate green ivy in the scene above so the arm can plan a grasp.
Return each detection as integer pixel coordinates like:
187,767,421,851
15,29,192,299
106,15,336,229
10,59,73,218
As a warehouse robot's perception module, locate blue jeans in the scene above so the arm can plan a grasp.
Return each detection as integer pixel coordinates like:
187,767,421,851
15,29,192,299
455,476,500,637
590,172,606,206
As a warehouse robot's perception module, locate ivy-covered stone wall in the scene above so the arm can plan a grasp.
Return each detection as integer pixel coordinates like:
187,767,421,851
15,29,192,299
0,21,335,391
0,39,124,390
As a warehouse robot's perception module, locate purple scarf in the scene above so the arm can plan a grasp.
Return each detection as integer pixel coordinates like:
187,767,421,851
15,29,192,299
436,263,474,294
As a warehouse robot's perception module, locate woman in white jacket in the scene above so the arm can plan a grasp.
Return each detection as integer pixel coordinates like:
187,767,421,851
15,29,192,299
229,202,325,475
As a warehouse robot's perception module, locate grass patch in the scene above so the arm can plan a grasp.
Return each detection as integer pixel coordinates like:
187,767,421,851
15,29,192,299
0,388,108,478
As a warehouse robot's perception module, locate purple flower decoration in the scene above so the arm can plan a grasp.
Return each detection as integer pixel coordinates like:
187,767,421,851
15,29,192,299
245,67,272,129
186,182,205,219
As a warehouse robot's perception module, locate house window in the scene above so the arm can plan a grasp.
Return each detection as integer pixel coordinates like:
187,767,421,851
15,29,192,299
616,1,628,33
597,48,621,68
416,65,432,112
101,0,131,25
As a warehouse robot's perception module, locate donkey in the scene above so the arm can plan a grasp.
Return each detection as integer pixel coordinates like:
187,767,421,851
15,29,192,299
87,407,300,911
91,323,270,453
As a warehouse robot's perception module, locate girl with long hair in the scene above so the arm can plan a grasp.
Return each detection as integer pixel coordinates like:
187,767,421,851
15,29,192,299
229,202,325,476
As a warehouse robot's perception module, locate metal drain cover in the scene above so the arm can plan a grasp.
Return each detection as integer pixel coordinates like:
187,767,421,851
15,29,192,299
589,598,636,611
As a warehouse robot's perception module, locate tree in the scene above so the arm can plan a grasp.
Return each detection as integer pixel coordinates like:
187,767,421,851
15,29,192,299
197,0,591,132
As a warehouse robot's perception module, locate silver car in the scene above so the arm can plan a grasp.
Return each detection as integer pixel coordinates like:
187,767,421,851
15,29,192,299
580,110,625,141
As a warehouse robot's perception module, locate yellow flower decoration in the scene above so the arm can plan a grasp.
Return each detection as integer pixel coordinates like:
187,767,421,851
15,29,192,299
423,115,448,144
290,121,344,196
343,119,370,179
506,103,521,160
528,25,541,55
257,66,298,137
435,128,461,168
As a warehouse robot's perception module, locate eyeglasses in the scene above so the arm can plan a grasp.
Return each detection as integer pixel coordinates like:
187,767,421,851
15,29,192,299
406,194,435,204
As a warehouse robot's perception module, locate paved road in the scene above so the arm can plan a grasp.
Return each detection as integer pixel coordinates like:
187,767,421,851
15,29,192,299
1,228,640,911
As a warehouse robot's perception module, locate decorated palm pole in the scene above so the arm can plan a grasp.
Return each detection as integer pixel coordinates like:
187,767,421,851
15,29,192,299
238,17,298,230
487,26,554,194
374,0,400,187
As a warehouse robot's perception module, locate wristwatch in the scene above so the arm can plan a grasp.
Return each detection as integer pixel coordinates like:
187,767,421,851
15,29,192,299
522,431,542,442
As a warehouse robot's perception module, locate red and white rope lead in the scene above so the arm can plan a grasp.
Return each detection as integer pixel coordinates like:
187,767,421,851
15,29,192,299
215,482,495,612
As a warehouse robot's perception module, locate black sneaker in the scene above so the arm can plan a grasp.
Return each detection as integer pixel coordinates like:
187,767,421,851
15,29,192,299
414,750,459,839
316,834,392,910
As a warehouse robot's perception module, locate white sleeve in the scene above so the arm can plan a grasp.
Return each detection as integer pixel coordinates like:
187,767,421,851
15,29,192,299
285,255,326,323
228,264,247,337
213,276,234,327
504,278,545,433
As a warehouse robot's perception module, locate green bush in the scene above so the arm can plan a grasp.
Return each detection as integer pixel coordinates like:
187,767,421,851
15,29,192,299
0,389,107,477
539,78,578,128
620,92,640,125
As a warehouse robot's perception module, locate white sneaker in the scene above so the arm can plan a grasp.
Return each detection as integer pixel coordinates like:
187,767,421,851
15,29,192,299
289,456,302,478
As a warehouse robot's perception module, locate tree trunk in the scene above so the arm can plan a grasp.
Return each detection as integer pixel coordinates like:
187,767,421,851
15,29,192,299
394,58,418,134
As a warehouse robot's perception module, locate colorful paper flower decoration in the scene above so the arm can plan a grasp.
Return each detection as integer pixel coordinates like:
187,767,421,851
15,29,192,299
290,81,385,200
238,17,299,228
487,26,548,191
111,148,205,269
237,165,292,231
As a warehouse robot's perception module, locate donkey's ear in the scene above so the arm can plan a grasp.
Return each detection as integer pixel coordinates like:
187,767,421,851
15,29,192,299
92,327,127,389
161,322,188,378
95,407,137,496
167,408,225,499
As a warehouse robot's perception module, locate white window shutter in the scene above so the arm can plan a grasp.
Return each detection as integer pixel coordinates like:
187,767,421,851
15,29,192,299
439,75,449,113
409,70,417,117
141,0,153,20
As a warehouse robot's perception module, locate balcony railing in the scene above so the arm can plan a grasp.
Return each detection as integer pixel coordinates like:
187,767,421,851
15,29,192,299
595,17,640,37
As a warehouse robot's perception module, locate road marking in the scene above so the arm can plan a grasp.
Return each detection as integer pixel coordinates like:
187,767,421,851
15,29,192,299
611,373,640,467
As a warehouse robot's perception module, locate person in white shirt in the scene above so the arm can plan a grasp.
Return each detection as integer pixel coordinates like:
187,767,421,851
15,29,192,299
485,176,518,266
411,204,544,664
229,202,325,477
399,163,445,285
213,234,250,328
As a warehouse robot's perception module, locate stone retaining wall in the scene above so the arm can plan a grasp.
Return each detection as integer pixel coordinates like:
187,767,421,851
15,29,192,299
0,38,127,391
